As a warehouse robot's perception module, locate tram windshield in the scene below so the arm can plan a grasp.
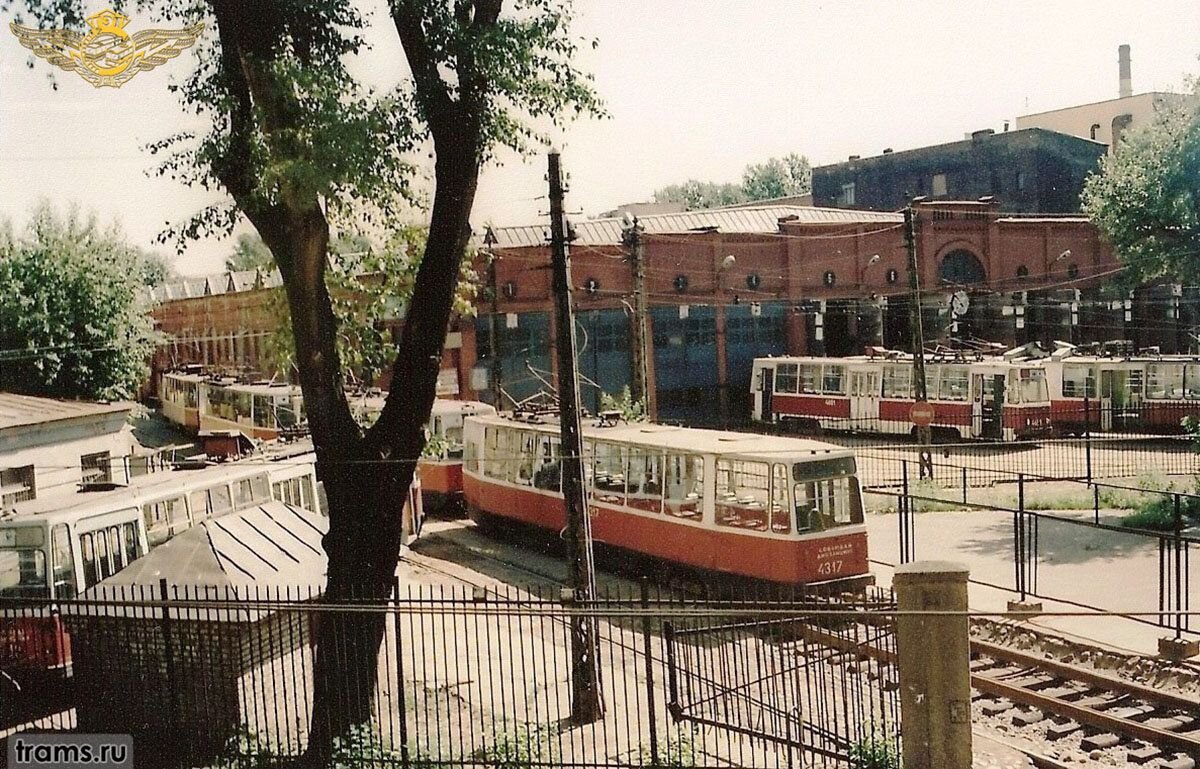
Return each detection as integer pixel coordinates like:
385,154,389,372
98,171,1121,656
792,457,863,532
0,526,49,598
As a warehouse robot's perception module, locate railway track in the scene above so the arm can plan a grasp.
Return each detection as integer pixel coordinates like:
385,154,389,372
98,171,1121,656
800,619,1200,767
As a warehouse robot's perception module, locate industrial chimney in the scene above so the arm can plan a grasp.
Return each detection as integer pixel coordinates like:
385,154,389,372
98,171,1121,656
1118,44,1132,98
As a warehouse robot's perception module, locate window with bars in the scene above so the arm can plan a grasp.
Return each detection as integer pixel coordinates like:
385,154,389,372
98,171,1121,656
81,452,113,485
1,465,36,506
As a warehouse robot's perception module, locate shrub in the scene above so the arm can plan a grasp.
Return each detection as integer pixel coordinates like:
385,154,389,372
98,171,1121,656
849,732,900,769
639,732,698,768
476,725,555,768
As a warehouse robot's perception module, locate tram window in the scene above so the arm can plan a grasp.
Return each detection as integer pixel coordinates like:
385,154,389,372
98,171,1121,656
1186,366,1200,399
822,365,846,395
516,433,537,486
1012,369,1048,404
799,364,820,394
626,448,663,513
770,464,790,534
189,488,210,521
252,395,275,428
80,534,100,589
483,427,501,479
250,474,270,502
882,366,913,399
794,476,862,531
107,527,123,572
664,454,703,519
123,522,139,564
1061,365,1095,398
775,364,799,394
144,496,185,545
51,524,75,599
592,443,627,503
300,477,316,510
715,460,770,531
209,484,234,516
938,367,969,401
465,438,479,473
1148,364,1184,399
533,438,562,491
94,532,112,580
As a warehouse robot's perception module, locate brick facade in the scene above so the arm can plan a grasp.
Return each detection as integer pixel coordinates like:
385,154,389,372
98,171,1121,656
150,202,1198,424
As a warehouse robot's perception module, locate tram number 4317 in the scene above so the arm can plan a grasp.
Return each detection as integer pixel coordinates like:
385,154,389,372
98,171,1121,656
816,560,843,576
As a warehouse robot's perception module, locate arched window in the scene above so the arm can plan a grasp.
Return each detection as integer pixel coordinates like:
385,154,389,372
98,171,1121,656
939,249,986,285
1016,265,1029,280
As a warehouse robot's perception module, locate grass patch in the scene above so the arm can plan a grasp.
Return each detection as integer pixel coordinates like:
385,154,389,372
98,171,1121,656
1120,494,1200,531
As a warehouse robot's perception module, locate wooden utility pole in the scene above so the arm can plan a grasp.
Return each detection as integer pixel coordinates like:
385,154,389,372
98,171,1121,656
484,227,503,409
547,150,605,724
621,215,654,419
905,202,934,479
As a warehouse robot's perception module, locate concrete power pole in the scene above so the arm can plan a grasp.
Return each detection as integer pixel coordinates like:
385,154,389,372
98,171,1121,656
905,202,934,479
621,215,654,419
547,150,605,724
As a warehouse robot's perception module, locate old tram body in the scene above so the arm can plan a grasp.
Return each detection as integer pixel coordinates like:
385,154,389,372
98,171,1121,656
1035,350,1200,435
462,413,870,588
751,353,1052,442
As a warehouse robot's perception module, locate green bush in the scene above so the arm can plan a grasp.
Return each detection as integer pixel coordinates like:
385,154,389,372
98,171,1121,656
849,732,900,769
639,732,698,768
475,725,555,768
1119,493,1200,531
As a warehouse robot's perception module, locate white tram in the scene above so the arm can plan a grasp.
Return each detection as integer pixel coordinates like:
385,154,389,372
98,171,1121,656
1016,344,1200,434
750,353,1052,441
462,413,870,588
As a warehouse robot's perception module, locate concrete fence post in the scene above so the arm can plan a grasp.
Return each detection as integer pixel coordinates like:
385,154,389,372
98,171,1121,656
894,561,972,769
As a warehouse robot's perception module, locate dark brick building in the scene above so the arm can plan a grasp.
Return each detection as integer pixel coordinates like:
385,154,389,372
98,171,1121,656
812,128,1107,214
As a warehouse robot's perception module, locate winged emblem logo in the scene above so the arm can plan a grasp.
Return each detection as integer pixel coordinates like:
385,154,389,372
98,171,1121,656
10,8,203,88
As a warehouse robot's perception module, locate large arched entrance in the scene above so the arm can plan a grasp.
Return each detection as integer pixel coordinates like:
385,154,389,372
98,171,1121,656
939,248,986,285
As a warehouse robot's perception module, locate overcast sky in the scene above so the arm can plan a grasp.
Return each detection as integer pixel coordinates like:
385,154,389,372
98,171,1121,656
1,0,1197,276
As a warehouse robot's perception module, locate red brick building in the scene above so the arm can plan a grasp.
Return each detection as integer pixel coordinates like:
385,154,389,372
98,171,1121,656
149,202,1192,423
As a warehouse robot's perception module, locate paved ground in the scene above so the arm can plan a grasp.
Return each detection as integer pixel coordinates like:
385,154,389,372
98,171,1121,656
865,507,1200,658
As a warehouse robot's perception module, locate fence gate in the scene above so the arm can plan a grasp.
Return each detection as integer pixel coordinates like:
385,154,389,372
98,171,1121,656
662,594,900,765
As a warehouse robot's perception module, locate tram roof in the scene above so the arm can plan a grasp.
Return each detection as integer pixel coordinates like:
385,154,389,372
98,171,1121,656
431,398,495,416
2,448,314,523
757,354,1031,368
473,413,855,462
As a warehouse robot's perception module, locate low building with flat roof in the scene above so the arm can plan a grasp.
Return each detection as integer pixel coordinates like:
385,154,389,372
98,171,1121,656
0,394,135,509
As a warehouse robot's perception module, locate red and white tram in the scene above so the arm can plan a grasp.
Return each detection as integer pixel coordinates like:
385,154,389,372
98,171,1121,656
0,448,328,712
1031,347,1200,434
751,354,1051,441
462,413,870,588
420,399,497,511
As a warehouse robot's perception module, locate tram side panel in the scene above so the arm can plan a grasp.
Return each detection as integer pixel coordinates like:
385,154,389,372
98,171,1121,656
461,415,870,588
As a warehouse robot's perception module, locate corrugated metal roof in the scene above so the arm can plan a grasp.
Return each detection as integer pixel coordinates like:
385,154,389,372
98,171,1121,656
75,502,327,620
485,205,903,249
0,393,132,432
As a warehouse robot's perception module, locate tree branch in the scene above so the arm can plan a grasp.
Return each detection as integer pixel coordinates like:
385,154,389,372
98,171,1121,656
390,1,459,137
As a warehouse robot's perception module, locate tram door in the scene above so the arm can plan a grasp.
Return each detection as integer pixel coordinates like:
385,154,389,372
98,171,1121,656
972,373,1004,439
849,370,879,429
759,366,774,422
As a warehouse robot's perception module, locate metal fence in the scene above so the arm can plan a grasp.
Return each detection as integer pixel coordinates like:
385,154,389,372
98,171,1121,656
1,583,901,769
851,433,1200,490
870,470,1197,640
